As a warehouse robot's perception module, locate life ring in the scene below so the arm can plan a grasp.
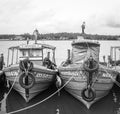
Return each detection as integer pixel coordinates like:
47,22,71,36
19,72,35,89
81,87,96,102
83,60,99,73
19,60,33,71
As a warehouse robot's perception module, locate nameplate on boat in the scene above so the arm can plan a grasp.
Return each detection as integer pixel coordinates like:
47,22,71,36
6,70,19,77
36,73,52,78
61,71,85,78
20,44,42,49
98,72,112,78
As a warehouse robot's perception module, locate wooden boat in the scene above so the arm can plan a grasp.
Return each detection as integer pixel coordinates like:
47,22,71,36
108,46,120,73
107,46,120,82
59,36,118,109
3,29,57,102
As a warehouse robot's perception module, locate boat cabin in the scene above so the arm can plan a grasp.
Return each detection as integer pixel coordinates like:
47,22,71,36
7,43,56,67
71,36,100,64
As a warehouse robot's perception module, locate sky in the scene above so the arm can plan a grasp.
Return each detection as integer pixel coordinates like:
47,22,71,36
0,0,120,35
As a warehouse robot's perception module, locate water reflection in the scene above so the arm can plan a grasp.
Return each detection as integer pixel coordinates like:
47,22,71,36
0,84,120,114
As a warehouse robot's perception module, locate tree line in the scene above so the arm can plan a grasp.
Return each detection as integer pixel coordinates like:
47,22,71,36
0,33,120,40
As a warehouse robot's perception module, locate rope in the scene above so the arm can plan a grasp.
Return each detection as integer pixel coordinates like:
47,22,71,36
0,74,18,104
91,71,99,87
6,74,74,114
84,40,99,87
21,60,27,72
112,77,120,88
85,41,91,60
104,69,120,88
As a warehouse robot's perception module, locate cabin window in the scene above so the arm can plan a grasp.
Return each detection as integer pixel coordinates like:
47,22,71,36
7,49,13,66
31,50,42,57
20,49,42,58
7,48,19,66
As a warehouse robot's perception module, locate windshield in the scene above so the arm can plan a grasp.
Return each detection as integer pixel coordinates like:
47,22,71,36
21,49,42,57
72,44,100,64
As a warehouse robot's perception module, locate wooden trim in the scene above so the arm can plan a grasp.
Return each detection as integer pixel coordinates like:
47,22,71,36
11,48,14,65
7,49,10,67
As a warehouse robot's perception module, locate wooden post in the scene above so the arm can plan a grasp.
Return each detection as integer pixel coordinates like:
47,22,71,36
16,48,18,64
119,48,120,60
67,49,70,60
47,52,50,59
7,49,10,67
110,47,113,60
42,48,43,62
52,49,56,64
27,37,29,44
11,48,14,65
114,47,116,66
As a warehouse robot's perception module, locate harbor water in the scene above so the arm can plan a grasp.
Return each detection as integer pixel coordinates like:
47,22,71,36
0,40,120,114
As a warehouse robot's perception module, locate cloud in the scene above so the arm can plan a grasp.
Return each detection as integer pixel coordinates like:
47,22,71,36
0,0,120,34
106,15,120,28
107,21,120,28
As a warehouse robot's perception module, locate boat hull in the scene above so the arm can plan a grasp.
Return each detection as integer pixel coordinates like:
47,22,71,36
4,64,57,102
59,65,117,108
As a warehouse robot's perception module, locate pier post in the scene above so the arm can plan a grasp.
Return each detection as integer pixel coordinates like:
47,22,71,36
67,49,70,60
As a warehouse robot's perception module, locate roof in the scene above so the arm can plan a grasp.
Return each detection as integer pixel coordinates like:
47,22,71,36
111,46,120,49
9,43,56,50
72,39,100,47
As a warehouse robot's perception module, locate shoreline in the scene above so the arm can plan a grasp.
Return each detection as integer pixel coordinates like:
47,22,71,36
0,39,119,41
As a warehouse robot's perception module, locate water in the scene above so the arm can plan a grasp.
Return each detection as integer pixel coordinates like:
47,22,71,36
0,40,120,65
0,40,120,114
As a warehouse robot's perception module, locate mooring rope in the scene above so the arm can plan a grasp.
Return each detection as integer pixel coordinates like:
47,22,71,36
6,74,74,114
0,74,18,104
104,68,120,88
111,68,120,87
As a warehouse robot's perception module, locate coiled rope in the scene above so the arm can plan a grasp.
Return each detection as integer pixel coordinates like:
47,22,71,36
6,74,74,114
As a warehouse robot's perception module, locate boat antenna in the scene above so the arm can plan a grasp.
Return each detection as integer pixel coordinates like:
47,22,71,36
33,29,39,44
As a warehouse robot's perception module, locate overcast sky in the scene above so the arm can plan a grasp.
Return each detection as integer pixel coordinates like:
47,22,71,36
0,0,120,35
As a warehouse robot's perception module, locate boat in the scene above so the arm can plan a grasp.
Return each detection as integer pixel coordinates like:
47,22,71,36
58,36,118,109
108,46,120,73
3,29,57,102
107,46,120,82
